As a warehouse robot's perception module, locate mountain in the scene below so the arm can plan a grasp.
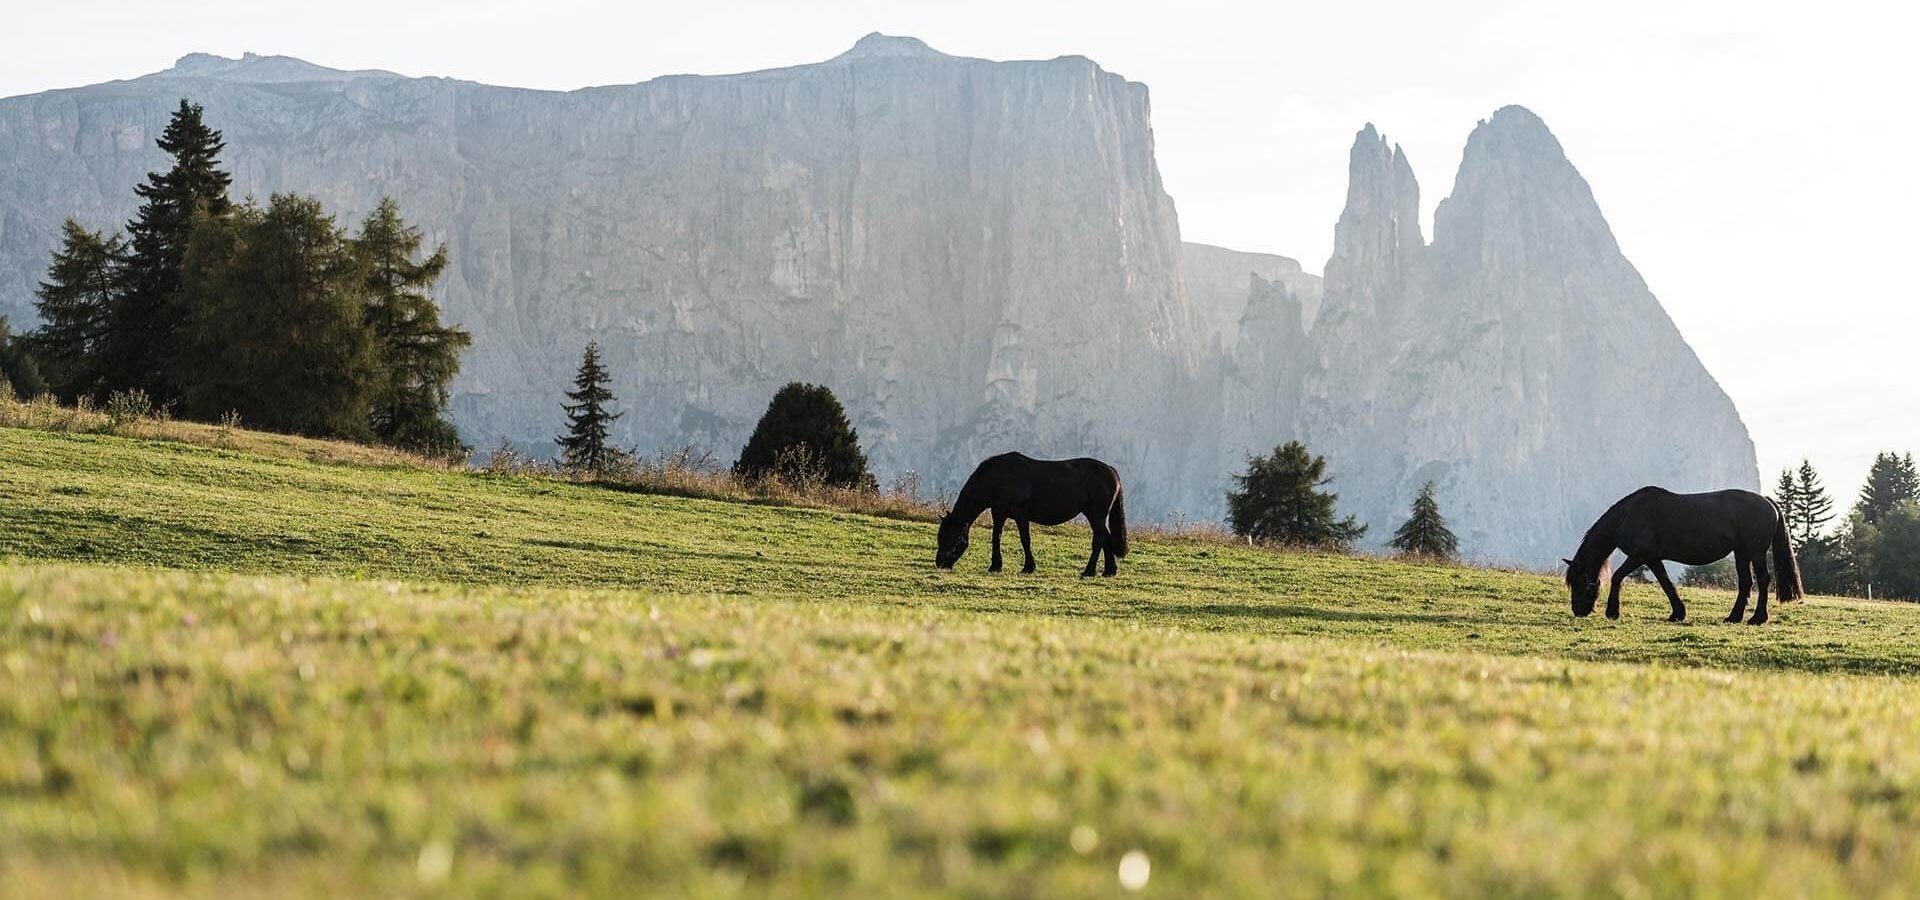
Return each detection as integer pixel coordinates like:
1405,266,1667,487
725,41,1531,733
1181,241,1322,350
0,41,1758,563
0,34,1222,515
1295,108,1757,561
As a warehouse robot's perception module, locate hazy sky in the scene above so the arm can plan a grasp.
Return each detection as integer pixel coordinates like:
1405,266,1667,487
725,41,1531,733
6,0,1915,510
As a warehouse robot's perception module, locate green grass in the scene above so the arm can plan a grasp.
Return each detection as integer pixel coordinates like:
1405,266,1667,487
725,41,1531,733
5,425,1920,897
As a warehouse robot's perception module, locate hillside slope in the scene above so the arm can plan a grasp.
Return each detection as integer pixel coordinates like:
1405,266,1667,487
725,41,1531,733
3,426,1920,897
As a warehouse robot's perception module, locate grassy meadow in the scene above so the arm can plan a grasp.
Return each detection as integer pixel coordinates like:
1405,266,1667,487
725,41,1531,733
5,425,1920,897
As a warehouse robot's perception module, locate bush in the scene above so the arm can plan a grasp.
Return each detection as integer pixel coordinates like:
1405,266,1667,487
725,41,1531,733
104,389,154,429
734,383,872,489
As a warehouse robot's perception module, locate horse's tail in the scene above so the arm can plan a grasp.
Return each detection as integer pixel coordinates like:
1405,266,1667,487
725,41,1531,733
1109,486,1130,558
1772,508,1805,601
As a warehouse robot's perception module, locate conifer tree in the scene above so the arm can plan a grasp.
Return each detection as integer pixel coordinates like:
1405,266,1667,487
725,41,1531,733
1774,468,1802,539
29,220,125,400
1857,452,1920,525
733,382,871,488
1225,441,1367,549
558,341,621,473
108,99,232,402
353,198,470,454
174,195,378,438
1793,459,1835,545
1388,481,1459,560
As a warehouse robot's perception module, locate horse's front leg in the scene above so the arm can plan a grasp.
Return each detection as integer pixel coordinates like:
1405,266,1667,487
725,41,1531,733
1647,560,1685,623
1016,519,1036,574
1606,555,1642,620
989,513,1006,573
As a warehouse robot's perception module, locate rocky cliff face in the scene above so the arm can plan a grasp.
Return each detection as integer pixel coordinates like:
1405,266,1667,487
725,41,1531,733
1180,241,1321,350
0,35,1221,516
0,45,1758,563
1296,108,1757,562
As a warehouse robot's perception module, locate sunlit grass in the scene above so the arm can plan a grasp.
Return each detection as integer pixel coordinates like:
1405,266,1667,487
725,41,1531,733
3,424,1920,896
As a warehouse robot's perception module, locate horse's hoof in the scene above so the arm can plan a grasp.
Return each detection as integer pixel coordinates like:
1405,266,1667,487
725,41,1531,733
1605,609,1620,621
1748,614,1769,626
988,565,1002,574
1725,612,1743,623
1101,569,1117,578
1021,566,1036,575
1668,613,1685,623
1080,570,1096,579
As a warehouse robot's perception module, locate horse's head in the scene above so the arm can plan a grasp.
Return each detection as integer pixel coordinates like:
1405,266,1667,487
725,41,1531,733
935,511,969,569
1563,556,1609,617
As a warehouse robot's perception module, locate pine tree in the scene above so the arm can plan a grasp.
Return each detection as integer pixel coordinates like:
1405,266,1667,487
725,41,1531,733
1774,468,1802,539
1793,459,1835,545
174,195,378,438
1857,452,1920,525
108,99,232,402
557,341,621,474
353,198,470,455
1225,441,1367,549
28,219,126,400
733,382,871,488
1388,481,1459,560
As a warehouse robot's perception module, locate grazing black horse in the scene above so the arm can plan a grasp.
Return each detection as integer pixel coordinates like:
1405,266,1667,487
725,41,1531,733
1565,487,1802,624
935,453,1129,577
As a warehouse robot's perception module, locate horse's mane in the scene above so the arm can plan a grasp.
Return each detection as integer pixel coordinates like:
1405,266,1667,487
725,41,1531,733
1567,487,1659,584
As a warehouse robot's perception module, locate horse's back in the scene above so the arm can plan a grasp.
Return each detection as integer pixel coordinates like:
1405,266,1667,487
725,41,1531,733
1624,486,1778,560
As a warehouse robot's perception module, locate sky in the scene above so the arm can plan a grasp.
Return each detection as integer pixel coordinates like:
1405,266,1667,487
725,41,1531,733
5,0,1915,511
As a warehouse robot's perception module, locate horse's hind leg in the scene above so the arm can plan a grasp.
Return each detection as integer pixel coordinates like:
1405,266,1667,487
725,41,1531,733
989,513,1006,573
1749,551,1773,625
1017,519,1036,574
1100,514,1118,577
1648,560,1685,623
1082,523,1107,578
1726,550,1752,622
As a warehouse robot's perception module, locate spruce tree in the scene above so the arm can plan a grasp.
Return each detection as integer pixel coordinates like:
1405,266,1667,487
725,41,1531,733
733,382,871,488
1857,452,1920,525
558,341,621,474
1793,459,1835,545
1225,441,1367,549
353,197,470,454
29,220,126,400
109,99,232,402
174,195,378,438
1388,481,1459,560
1773,468,1802,538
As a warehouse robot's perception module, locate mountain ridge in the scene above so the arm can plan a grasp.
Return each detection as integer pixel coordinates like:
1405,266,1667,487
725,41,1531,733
0,39,1757,563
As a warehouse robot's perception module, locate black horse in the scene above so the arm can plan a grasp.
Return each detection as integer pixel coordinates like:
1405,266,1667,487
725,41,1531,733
935,453,1129,577
1565,487,1802,624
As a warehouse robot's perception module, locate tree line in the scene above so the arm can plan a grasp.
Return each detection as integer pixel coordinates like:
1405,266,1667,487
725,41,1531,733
1766,452,1920,600
11,100,470,454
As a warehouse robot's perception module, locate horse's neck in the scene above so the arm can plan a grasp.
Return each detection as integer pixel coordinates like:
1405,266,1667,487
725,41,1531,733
950,479,991,525
1575,522,1616,570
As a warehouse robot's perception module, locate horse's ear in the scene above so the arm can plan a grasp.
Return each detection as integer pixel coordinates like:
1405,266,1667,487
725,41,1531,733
1562,558,1573,567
